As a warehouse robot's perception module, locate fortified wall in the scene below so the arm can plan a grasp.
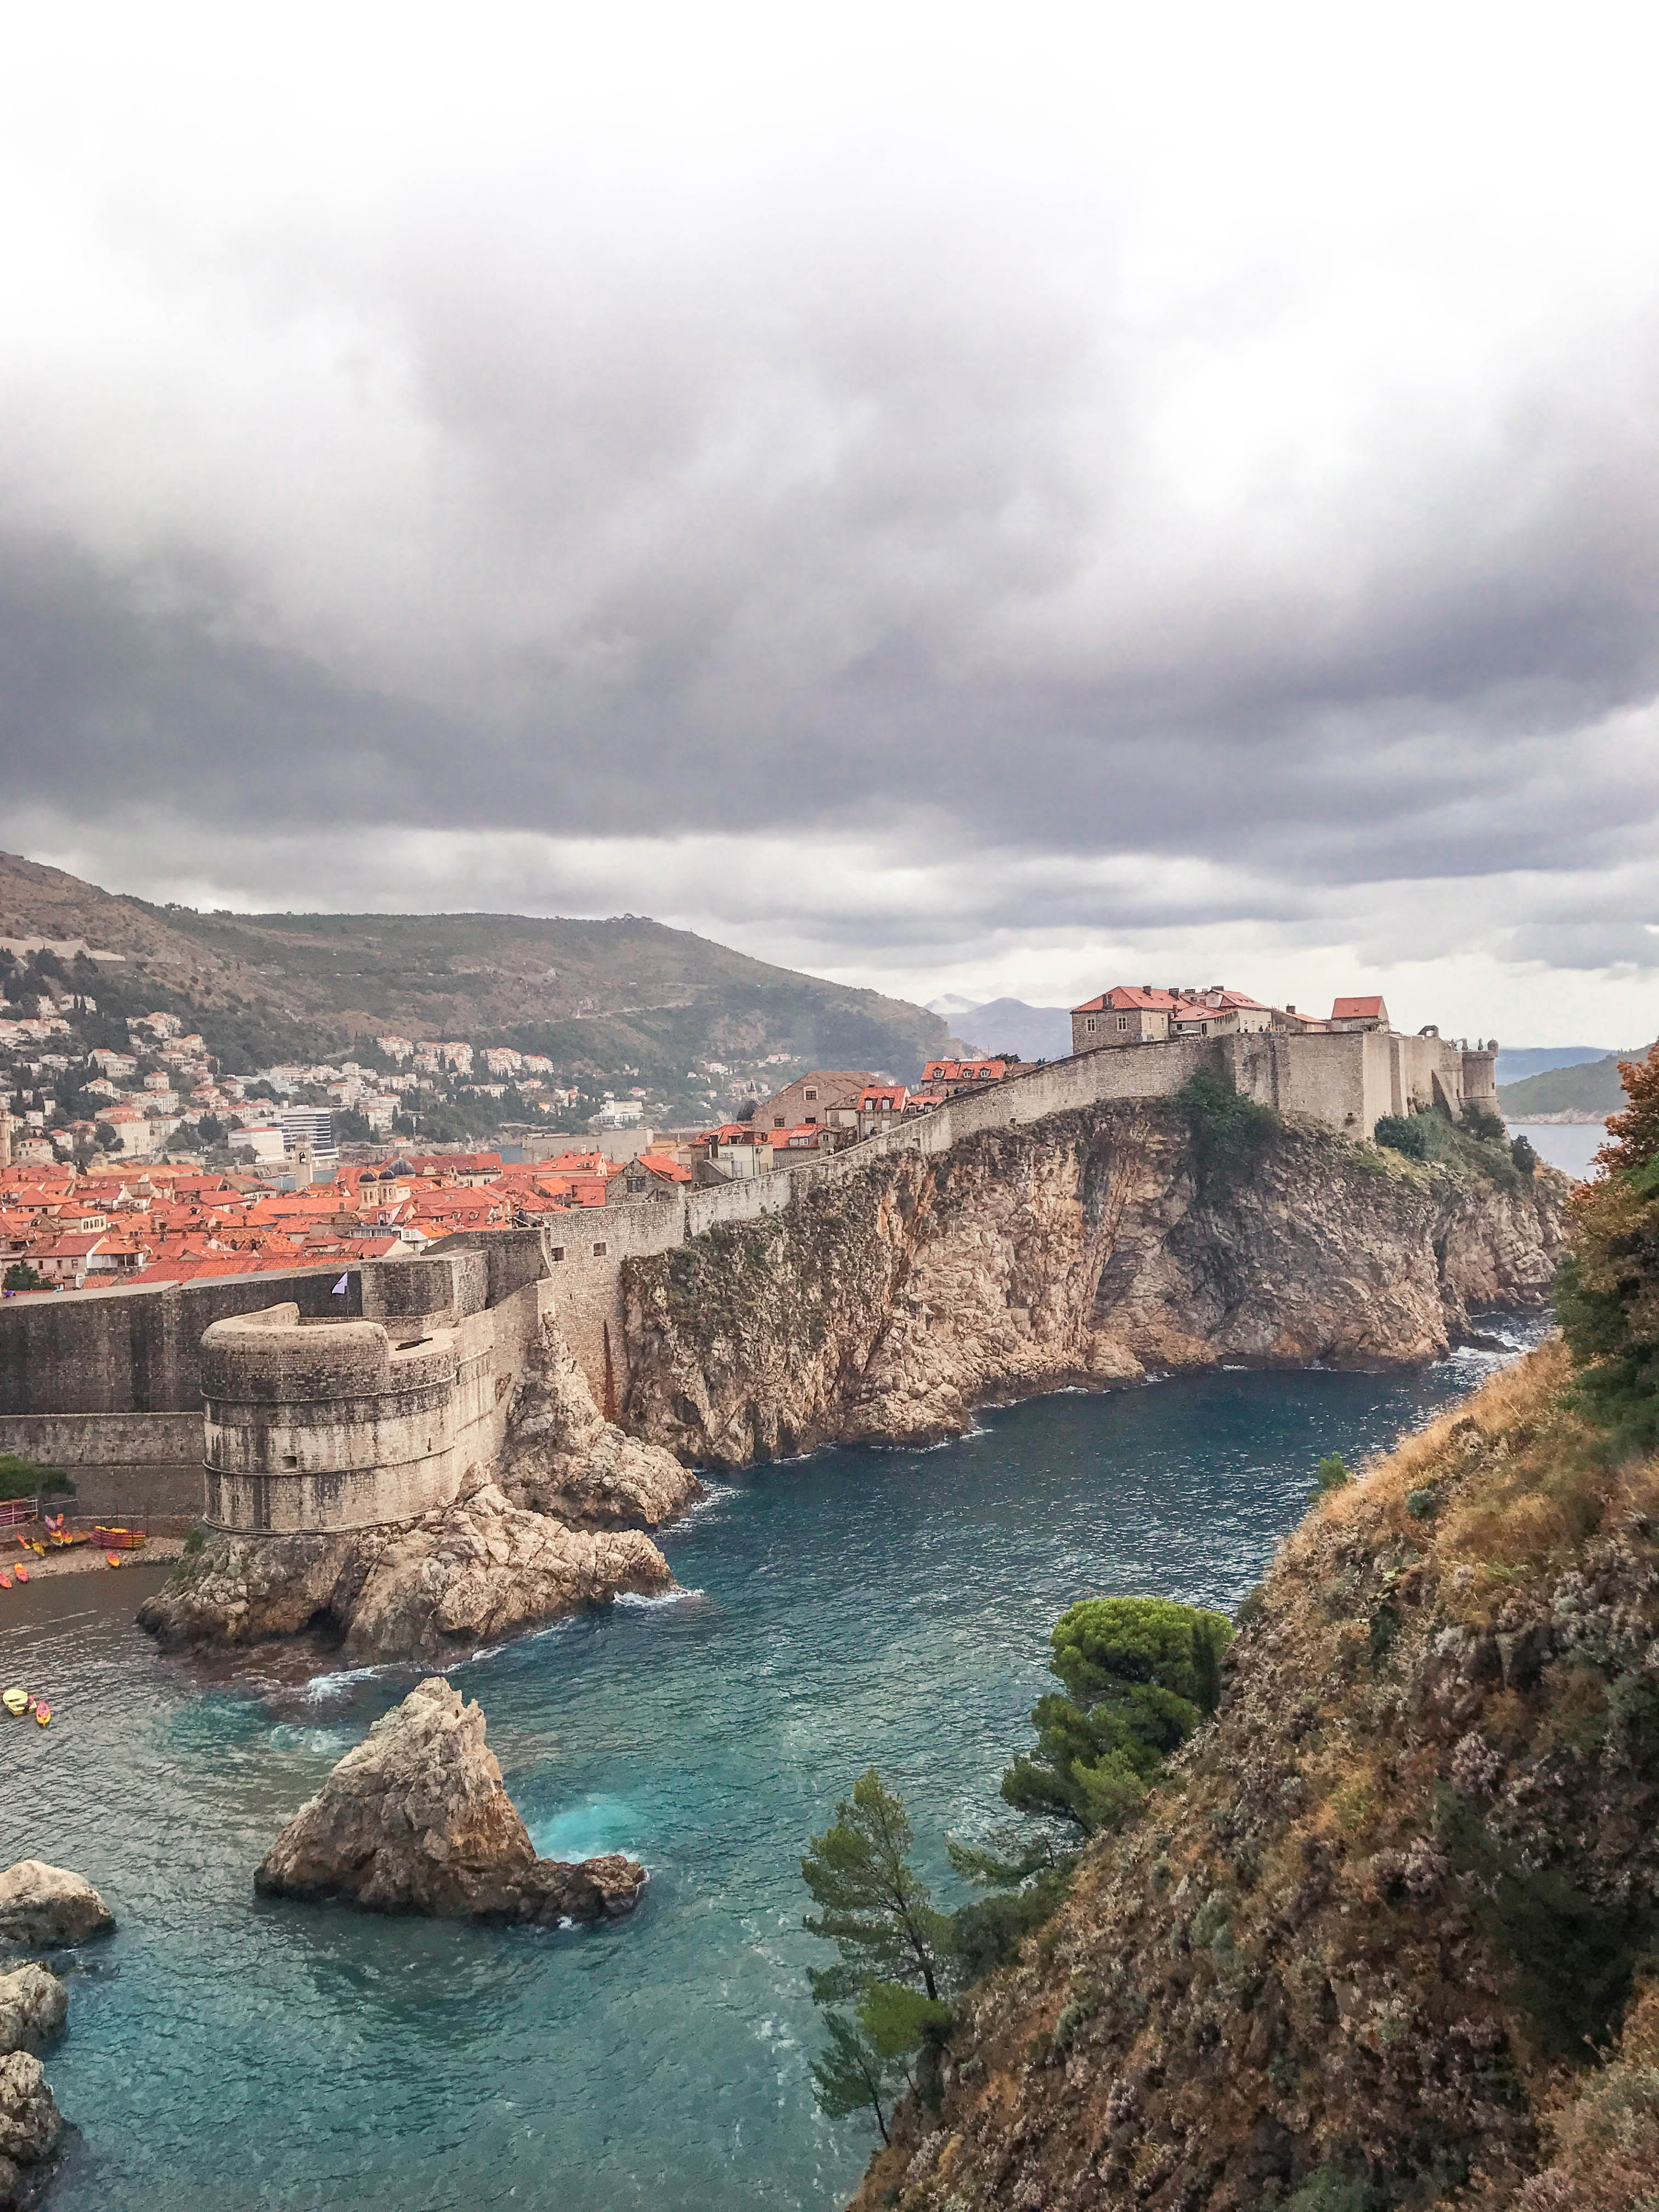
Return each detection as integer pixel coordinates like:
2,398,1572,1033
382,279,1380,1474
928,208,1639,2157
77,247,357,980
201,1247,546,1532
0,1025,1499,1522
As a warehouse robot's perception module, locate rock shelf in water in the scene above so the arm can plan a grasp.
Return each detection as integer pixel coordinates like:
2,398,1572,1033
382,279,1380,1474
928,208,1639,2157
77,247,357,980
255,1677,646,1925
0,1866,99,2212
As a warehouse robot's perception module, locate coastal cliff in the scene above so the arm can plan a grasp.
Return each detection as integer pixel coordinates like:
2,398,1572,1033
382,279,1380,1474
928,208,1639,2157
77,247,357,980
620,1102,1567,1465
845,1335,1659,2212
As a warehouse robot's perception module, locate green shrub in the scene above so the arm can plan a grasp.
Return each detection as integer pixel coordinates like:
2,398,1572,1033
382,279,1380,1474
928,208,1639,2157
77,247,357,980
1001,1597,1232,1834
1178,1069,1277,1192
1375,1107,1521,1189
1435,1785,1651,2056
1312,1452,1351,1503
1374,1112,1430,1160
1283,2171,1370,2212
183,1523,207,1555
1406,1486,1437,1520
0,1454,73,1502
1511,1133,1538,1177
1462,1101,1508,1144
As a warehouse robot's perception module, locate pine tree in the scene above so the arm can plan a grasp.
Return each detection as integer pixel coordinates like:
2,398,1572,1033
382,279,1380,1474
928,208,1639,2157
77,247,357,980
1000,1596,1232,1833
800,1768,950,2002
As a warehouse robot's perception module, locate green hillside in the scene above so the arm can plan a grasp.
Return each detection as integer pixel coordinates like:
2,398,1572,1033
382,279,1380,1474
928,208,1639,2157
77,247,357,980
0,852,960,1122
1498,1046,1649,1120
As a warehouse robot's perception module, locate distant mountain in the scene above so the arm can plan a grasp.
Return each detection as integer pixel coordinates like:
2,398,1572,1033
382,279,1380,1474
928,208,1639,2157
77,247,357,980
949,997,1075,1063
1498,1047,1651,1121
1495,1045,1618,1085
925,993,984,1020
0,852,960,1118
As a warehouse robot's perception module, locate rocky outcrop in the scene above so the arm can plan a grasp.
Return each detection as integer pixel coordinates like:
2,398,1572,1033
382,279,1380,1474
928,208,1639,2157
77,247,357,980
0,1863,114,1951
139,1475,675,1662
845,1337,1659,2212
497,1318,703,1527
622,1104,1568,1462
0,2052,60,2209
255,1677,646,1925
0,1970,65,2060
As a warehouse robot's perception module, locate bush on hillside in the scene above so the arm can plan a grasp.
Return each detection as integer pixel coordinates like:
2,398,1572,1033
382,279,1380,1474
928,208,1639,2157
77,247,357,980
1001,1597,1232,1834
1178,1069,1277,1191
1556,1044,1659,1444
1461,1101,1508,1144
0,1454,74,1501
1374,1105,1524,1188
1374,1111,1433,1160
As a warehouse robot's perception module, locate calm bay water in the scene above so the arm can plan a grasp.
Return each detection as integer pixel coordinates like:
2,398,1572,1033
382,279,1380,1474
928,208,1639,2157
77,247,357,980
2,1331,1542,2211
1509,1121,1607,1181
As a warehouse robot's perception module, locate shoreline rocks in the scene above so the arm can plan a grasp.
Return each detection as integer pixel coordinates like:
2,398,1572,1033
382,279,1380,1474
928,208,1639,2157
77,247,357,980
0,1972,65,2061
138,1313,702,1666
255,1677,646,1926
0,2052,60,2209
138,1478,678,1663
0,1874,92,2212
0,1865,114,1954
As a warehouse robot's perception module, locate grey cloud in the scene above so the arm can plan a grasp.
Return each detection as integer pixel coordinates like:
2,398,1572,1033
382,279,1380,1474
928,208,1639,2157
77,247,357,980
3,201,1659,951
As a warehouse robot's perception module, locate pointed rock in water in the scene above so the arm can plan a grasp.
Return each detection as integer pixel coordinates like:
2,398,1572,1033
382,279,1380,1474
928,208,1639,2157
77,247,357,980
0,1968,65,2058
497,1318,703,1528
0,1863,114,1951
255,1677,646,1925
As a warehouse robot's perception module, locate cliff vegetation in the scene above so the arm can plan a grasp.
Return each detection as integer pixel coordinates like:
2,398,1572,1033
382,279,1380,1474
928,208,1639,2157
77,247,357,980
839,1051,1659,2212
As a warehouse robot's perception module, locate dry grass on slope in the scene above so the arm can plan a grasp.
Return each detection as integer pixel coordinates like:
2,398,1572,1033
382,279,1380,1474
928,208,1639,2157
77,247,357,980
853,1340,1659,2212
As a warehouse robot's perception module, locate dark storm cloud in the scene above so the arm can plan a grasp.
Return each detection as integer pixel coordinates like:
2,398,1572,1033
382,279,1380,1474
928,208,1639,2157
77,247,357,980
3,200,1658,939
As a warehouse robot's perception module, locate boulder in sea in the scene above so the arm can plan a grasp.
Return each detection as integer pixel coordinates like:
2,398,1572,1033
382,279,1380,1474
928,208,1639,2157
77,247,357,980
255,1677,646,1926
0,1863,114,1951
0,1968,65,2058
0,2050,61,2207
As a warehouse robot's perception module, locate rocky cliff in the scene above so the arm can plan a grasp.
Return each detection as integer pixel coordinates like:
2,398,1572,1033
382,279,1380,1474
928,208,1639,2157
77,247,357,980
621,1103,1568,1465
845,1336,1659,2212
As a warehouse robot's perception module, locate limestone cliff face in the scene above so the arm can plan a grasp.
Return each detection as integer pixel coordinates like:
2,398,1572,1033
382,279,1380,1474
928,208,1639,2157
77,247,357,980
621,1105,1567,1465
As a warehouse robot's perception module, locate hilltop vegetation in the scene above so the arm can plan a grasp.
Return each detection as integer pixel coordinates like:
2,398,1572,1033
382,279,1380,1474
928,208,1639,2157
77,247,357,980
0,851,956,1115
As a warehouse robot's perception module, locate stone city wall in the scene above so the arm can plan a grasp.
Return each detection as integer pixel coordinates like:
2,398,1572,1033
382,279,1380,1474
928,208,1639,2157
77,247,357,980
201,1262,548,1534
0,1027,1505,1523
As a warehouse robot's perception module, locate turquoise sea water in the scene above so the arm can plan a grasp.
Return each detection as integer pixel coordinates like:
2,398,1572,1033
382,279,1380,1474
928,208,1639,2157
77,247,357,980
2,1331,1542,2210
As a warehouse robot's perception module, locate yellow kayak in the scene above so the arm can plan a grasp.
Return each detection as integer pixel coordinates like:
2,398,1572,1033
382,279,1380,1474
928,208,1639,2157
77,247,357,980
2,1688,28,1717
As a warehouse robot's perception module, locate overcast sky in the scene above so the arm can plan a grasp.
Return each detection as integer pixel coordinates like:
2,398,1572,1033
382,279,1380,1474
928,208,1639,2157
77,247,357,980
3,2,1657,1040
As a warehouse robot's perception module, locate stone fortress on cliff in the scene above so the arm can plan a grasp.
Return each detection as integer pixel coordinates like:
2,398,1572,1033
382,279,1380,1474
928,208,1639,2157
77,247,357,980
0,989,1501,1538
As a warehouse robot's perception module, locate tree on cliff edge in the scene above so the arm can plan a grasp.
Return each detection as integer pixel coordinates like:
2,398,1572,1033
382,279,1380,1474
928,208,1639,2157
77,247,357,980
1556,1043,1659,1444
801,1770,952,2139
1001,1596,1233,1834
